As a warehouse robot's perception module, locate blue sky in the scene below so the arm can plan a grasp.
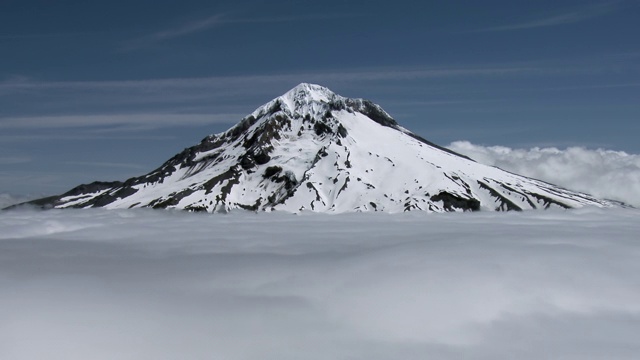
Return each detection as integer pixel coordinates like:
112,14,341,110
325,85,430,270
1,0,639,196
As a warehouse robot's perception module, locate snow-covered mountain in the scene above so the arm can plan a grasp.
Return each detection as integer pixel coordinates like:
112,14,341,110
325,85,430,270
19,83,622,213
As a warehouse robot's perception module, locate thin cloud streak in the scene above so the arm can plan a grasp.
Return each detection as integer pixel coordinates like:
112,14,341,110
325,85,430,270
0,62,615,122
475,1,624,32
0,65,563,124
0,114,241,130
0,32,75,39
0,63,630,133
123,12,363,50
535,82,640,91
0,134,177,142
63,161,148,170
121,13,227,50
386,99,506,107
154,14,226,40
0,30,113,40
0,156,31,165
0,65,569,93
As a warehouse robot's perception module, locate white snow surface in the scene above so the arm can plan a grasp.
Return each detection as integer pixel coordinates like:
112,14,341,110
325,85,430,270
51,83,619,212
2,207,640,359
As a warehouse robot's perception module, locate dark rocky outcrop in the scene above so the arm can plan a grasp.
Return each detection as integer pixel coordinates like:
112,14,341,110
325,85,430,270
430,192,481,212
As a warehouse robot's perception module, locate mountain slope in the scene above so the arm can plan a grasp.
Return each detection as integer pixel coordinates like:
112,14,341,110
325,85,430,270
17,83,621,213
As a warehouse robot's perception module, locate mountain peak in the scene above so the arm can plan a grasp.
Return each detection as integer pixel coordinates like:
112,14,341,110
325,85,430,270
253,83,397,129
277,83,340,114
284,83,335,99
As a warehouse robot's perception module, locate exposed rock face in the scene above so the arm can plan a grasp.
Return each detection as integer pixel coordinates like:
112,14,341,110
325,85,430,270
15,83,622,213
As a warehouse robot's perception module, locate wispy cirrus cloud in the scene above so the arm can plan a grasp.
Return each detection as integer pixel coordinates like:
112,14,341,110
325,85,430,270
123,12,362,50
0,30,111,40
0,64,576,94
152,14,227,41
63,161,148,170
0,61,630,133
0,114,241,131
475,1,625,32
0,155,31,165
120,12,232,50
0,32,73,39
0,65,564,123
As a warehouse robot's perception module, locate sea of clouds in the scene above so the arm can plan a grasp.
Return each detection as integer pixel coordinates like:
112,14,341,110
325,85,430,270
2,207,640,360
448,141,640,207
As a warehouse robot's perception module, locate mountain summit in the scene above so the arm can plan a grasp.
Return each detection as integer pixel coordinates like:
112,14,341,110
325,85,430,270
20,83,619,213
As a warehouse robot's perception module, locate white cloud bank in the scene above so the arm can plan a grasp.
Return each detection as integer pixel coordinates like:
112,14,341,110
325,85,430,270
448,141,640,207
1,208,640,360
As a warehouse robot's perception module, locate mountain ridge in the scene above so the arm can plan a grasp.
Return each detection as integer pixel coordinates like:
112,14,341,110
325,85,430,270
7,83,623,213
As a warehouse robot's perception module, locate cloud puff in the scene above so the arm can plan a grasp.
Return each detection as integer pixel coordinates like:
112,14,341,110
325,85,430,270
448,141,640,207
1,208,640,359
